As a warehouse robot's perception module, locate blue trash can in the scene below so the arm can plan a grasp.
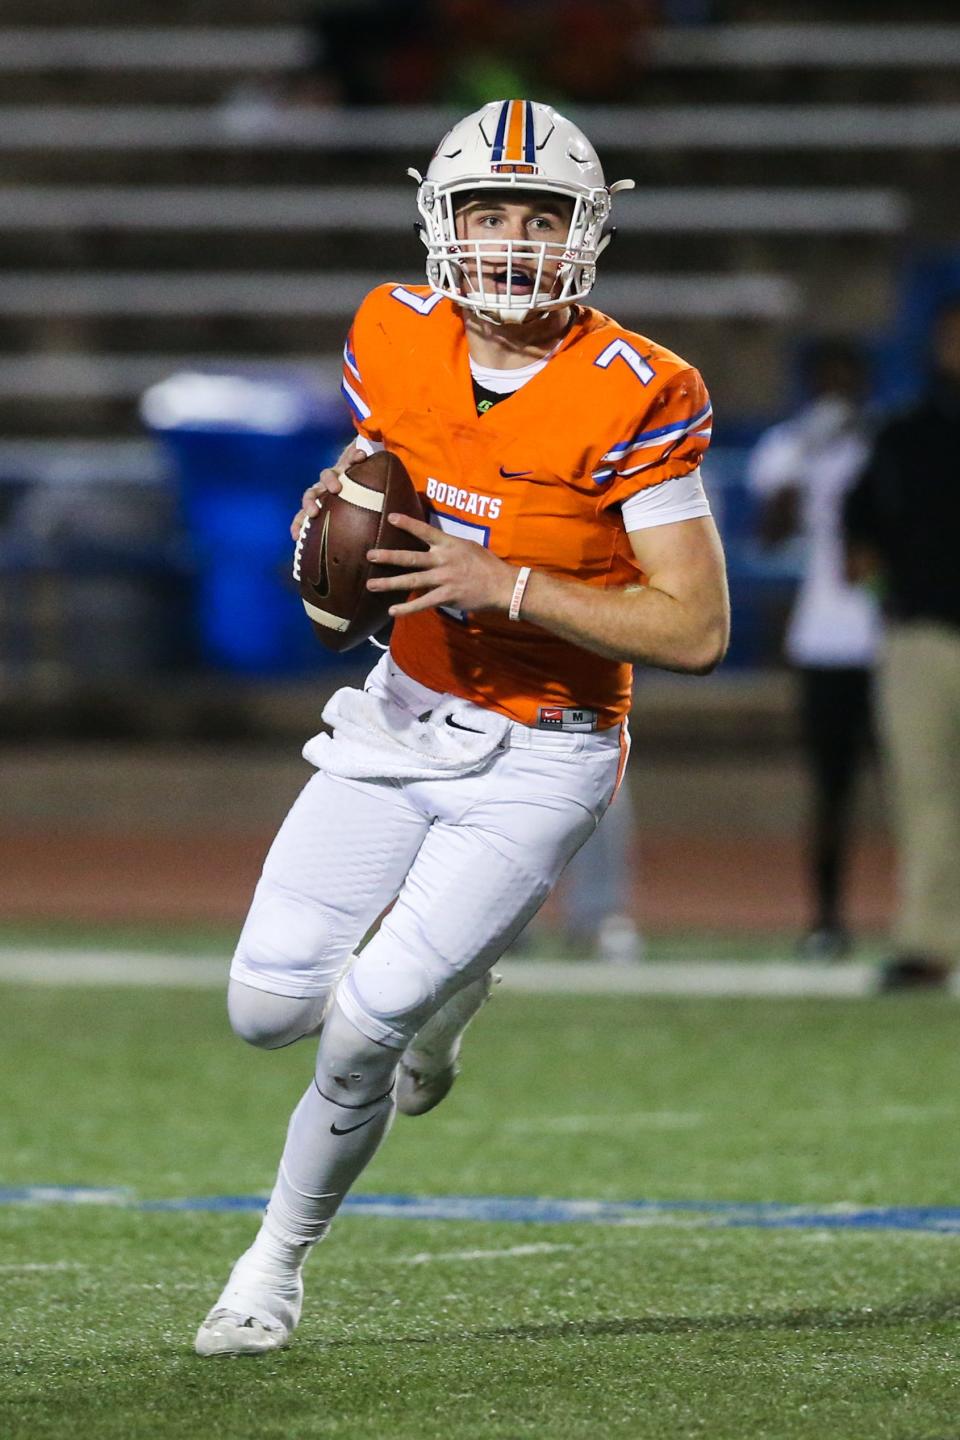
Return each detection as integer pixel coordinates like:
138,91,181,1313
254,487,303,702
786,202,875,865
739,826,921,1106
142,371,351,674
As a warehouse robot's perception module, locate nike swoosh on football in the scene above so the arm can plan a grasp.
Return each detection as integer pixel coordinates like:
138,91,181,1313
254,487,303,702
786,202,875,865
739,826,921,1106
499,466,532,478
445,714,483,734
314,508,332,596
330,1114,380,1136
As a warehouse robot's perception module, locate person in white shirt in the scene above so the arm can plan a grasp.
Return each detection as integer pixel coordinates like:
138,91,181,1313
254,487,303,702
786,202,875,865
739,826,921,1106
749,340,881,959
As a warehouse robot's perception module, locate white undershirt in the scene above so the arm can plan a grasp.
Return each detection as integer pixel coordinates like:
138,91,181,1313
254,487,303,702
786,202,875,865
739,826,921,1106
470,355,550,392
358,358,713,533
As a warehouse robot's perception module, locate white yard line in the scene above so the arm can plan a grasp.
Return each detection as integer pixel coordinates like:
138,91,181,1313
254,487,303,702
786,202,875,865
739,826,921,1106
879,1104,957,1120
0,1261,87,1272
500,960,889,997
504,1113,705,1133
393,1242,575,1266
1,948,956,998
0,950,228,988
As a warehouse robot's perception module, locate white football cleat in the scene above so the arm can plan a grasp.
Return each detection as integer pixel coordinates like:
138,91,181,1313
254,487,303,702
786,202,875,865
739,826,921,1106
195,1308,295,1357
396,972,495,1117
396,1057,459,1117
194,1251,304,1357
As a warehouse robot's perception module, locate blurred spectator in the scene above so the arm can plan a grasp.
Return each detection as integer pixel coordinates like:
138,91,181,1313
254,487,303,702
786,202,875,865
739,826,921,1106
223,0,659,123
303,0,443,106
430,0,540,107
301,0,657,108
844,298,960,992
552,783,644,963
660,0,717,20
748,340,881,961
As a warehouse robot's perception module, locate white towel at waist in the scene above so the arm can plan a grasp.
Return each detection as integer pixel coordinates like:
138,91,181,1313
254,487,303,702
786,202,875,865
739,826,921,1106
302,683,510,781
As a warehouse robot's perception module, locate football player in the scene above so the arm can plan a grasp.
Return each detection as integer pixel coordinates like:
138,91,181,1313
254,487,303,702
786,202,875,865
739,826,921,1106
196,99,729,1356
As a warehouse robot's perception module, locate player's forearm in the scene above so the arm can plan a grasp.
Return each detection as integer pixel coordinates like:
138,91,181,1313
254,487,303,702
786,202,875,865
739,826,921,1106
518,568,730,674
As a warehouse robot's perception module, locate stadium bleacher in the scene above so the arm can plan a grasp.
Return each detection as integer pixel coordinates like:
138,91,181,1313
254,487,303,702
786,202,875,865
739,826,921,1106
0,3,958,700
1,9,958,442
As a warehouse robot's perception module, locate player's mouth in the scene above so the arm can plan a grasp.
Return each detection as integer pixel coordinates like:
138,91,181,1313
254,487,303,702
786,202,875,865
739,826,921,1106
489,268,536,295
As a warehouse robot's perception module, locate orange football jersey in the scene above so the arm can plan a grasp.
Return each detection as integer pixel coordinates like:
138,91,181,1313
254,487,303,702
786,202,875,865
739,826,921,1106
340,284,712,729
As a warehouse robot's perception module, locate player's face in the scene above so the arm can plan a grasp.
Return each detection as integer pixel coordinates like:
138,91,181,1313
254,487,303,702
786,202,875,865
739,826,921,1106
453,194,575,305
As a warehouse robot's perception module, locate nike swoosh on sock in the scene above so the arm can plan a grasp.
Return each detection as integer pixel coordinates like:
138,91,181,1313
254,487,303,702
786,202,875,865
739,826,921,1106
330,1113,381,1136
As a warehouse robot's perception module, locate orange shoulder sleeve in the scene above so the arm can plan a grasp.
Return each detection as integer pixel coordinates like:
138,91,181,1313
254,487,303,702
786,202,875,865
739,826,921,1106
593,359,713,513
339,284,399,444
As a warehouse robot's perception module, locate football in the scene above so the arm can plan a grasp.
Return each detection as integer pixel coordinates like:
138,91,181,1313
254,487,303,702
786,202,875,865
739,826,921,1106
292,449,428,652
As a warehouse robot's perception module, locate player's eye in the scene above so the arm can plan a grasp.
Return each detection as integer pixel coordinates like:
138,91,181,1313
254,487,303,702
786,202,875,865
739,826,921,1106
530,215,564,233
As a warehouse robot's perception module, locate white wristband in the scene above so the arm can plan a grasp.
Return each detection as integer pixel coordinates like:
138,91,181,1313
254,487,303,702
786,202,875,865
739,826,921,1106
508,566,532,622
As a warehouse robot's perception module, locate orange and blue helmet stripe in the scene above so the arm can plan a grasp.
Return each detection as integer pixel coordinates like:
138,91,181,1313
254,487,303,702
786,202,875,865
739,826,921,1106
490,99,537,172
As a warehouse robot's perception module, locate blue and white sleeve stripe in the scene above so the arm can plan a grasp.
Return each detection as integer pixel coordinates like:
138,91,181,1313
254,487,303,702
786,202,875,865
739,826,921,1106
342,340,362,384
340,375,371,423
591,401,713,484
601,401,713,464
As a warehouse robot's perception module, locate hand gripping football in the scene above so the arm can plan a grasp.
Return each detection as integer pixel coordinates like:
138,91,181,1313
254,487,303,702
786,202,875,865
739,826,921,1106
292,449,427,652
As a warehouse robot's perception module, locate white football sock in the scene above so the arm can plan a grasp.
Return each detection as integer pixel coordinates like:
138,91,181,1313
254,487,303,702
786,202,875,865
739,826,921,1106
261,1076,396,1249
246,1001,399,1259
199,1004,399,1353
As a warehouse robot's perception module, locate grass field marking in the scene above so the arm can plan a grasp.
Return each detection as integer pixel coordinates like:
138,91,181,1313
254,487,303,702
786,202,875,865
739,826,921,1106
449,1102,956,1139
0,1184,133,1207
503,1111,705,1133
6,1186,960,1233
501,959,896,997
878,1103,958,1122
0,949,227,988
0,1260,88,1273
4,948,946,999
394,1242,576,1266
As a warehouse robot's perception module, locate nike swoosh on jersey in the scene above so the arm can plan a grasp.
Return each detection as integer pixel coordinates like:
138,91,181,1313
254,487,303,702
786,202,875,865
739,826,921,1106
330,1114,380,1136
499,466,532,478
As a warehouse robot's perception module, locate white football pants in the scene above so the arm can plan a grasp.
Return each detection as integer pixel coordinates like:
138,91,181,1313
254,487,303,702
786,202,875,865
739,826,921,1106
230,659,628,1049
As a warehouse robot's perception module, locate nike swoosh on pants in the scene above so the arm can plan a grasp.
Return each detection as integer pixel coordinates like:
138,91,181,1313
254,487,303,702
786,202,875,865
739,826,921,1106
445,714,483,734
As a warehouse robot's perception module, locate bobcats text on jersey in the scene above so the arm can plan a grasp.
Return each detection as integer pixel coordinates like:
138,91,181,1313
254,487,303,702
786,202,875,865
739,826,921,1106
424,478,503,520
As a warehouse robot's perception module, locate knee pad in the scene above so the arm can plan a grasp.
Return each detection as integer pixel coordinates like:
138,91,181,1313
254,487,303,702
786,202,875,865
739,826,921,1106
232,879,355,998
314,1000,399,1106
336,947,439,1050
227,979,328,1050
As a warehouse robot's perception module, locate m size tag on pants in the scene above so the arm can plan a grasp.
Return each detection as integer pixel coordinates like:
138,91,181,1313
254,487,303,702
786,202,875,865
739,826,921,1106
537,706,598,732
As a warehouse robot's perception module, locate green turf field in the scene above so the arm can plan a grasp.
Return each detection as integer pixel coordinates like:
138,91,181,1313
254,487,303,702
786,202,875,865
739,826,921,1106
2,974,959,1439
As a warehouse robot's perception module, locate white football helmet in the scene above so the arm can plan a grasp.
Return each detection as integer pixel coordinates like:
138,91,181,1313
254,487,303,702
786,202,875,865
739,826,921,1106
408,100,634,325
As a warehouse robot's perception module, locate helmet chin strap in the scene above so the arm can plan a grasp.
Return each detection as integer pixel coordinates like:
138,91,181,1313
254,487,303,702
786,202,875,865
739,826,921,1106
463,267,569,327
455,270,559,327
473,304,539,326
